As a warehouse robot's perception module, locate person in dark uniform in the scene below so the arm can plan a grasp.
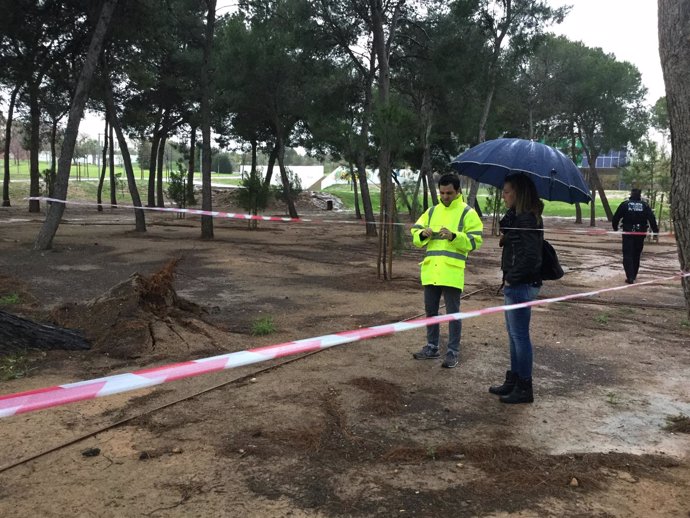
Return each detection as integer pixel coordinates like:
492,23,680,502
612,188,659,284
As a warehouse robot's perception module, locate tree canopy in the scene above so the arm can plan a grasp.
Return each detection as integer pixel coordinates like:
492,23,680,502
0,0,664,252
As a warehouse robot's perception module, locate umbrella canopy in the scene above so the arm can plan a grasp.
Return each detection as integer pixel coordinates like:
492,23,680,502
450,138,591,204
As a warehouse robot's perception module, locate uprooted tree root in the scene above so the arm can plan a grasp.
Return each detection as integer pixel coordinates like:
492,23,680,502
51,259,228,360
136,258,181,311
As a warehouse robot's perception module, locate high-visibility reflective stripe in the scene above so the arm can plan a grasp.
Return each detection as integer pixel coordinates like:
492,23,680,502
467,230,482,251
411,224,424,229
467,231,483,236
468,234,477,250
427,206,435,225
457,205,471,231
425,250,467,261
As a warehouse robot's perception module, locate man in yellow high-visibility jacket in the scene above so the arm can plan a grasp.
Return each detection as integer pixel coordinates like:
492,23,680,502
410,173,483,368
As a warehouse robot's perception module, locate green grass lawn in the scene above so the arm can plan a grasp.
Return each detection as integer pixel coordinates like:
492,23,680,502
324,185,671,225
2,160,239,205
3,160,241,184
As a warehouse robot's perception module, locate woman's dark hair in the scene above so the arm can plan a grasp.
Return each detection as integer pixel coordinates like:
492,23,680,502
504,173,544,218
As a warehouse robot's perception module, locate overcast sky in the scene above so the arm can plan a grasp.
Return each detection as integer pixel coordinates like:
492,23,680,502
549,0,664,104
80,0,665,137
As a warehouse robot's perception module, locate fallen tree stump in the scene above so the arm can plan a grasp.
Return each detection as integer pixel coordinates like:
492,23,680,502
51,258,228,360
0,309,91,354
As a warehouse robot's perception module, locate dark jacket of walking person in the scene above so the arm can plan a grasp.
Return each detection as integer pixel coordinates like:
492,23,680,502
490,173,543,404
612,188,659,284
410,173,483,369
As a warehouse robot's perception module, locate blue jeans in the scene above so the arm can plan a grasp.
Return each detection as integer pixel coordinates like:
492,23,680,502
424,285,461,355
503,283,540,379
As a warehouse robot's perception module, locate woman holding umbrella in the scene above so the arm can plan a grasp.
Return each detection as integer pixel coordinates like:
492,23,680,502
490,173,543,404
451,138,591,403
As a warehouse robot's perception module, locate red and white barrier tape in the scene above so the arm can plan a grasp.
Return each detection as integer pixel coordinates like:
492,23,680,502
1,272,688,418
26,197,672,238
29,197,307,224
501,226,671,238
27,196,404,228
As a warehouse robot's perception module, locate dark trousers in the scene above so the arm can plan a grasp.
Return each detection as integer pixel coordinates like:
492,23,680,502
622,234,645,280
424,285,462,355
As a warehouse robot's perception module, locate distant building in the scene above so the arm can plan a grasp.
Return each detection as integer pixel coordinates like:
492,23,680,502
581,149,628,169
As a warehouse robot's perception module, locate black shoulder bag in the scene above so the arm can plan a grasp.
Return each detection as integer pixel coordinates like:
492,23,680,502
541,239,564,280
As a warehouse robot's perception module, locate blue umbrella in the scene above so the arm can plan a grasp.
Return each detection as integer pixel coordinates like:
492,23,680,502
450,138,591,204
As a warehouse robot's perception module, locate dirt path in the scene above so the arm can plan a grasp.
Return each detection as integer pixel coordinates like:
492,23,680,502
0,202,688,517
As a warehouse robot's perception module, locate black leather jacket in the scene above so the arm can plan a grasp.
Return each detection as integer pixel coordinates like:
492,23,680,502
500,209,543,286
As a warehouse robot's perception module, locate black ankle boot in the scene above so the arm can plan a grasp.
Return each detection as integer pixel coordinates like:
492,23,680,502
500,377,533,404
489,370,517,396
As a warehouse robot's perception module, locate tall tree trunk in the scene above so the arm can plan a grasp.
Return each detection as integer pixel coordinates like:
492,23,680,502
466,63,499,209
371,0,397,280
186,125,196,204
275,130,298,219
262,142,279,189
467,2,512,209
659,0,690,315
200,0,217,240
393,173,413,217
34,0,119,250
156,134,166,207
3,85,19,207
411,170,423,219
147,131,160,206
355,154,376,234
466,73,499,209
104,78,146,232
28,84,41,213
570,129,583,224
588,165,612,220
48,118,58,197
528,106,534,140
250,138,258,175
579,137,613,221
419,100,437,208
109,118,116,207
356,46,378,237
349,162,361,220
97,118,108,212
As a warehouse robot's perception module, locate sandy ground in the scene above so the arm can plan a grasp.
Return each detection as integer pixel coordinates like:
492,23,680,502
0,197,688,517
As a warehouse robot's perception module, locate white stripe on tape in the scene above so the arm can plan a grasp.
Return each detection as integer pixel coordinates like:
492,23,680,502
0,271,687,418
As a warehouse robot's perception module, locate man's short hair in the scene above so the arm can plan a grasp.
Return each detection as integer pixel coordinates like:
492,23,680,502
438,173,460,191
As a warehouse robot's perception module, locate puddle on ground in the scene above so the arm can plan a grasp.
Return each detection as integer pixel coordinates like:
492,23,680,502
541,392,690,458
593,393,690,456
0,218,32,224
52,264,102,271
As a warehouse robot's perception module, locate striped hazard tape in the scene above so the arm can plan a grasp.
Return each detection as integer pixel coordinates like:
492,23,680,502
1,272,687,419
27,197,674,238
29,197,307,224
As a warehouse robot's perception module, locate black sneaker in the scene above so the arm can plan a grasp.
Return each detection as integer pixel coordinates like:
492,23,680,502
413,345,440,360
625,278,634,284
441,353,458,369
